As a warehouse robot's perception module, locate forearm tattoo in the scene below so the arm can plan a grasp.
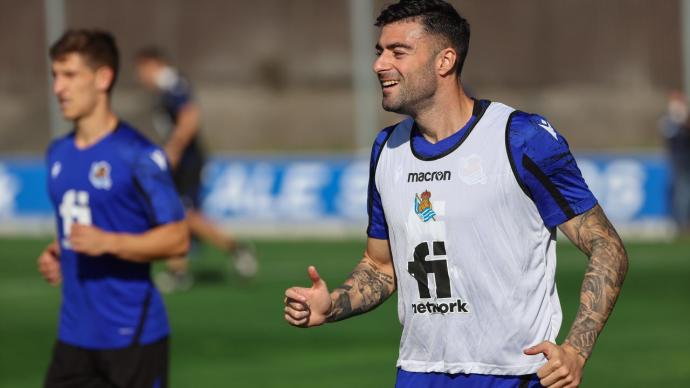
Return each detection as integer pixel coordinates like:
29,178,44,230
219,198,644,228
562,205,629,359
326,257,395,322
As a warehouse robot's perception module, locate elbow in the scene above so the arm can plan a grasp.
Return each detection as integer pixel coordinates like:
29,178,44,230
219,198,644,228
174,235,191,258
612,241,629,288
170,221,191,257
619,250,630,282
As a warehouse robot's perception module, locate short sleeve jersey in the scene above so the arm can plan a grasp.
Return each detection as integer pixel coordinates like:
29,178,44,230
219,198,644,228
153,70,204,168
46,121,185,349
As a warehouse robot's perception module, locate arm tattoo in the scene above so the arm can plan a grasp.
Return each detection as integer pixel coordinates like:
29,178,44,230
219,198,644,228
561,205,629,359
326,257,395,322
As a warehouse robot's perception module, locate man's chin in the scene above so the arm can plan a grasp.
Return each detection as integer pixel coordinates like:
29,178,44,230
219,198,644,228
381,99,403,114
60,110,80,121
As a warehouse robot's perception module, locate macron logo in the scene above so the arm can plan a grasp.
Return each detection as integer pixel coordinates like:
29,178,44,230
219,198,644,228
538,119,558,140
150,150,167,171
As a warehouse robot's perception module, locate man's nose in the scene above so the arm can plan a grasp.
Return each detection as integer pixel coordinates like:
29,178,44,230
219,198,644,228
52,77,64,96
373,53,390,74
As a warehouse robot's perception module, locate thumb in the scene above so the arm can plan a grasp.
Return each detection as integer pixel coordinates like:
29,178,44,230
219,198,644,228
524,341,555,358
307,266,323,287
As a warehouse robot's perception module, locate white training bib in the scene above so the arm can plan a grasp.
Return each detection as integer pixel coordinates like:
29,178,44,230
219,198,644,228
375,102,561,375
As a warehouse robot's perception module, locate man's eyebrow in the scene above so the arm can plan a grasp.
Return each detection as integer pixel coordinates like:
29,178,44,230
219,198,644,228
375,42,414,51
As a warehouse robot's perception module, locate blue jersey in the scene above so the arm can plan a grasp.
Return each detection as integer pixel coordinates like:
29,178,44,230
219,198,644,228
154,70,205,168
46,122,185,350
368,99,597,239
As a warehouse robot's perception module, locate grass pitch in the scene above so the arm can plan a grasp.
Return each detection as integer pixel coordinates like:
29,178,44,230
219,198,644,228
1,237,689,387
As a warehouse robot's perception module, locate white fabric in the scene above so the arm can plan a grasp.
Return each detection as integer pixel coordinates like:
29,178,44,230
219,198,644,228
375,102,561,375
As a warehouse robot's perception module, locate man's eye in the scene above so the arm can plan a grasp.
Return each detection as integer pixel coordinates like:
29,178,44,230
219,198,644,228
375,50,382,57
394,51,405,57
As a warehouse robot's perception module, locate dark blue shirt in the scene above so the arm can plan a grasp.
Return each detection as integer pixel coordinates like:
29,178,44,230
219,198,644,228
155,71,205,169
46,122,185,349
160,75,192,127
367,100,596,239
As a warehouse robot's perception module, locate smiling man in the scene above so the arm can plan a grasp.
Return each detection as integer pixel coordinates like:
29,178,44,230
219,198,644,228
284,1,628,387
38,29,188,388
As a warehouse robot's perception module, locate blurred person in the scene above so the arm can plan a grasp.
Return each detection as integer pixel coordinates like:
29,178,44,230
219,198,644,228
38,30,189,387
283,1,628,387
659,91,690,233
135,47,257,291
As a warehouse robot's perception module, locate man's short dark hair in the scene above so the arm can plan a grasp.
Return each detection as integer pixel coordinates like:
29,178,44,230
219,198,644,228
135,46,168,63
375,0,470,75
50,29,120,92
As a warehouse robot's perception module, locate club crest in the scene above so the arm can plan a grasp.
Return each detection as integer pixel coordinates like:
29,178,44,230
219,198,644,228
89,161,112,190
414,190,437,222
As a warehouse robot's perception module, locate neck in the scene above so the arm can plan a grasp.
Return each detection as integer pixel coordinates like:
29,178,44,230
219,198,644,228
74,99,118,148
413,82,474,144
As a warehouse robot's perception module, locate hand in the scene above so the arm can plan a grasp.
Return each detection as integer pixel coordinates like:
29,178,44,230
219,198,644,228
284,266,332,328
524,341,586,387
38,241,61,286
69,224,114,256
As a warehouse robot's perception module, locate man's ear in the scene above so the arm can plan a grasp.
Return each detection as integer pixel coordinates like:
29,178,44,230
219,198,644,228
437,48,457,77
95,66,115,93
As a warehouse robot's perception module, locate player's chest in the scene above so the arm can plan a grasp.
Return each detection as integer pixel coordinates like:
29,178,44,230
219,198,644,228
376,150,517,227
48,155,134,207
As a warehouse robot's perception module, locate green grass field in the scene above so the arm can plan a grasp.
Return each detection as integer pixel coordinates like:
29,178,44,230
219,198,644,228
1,237,689,387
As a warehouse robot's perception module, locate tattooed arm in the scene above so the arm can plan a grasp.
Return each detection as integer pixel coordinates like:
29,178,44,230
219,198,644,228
525,204,628,387
327,238,396,322
284,238,395,327
559,204,629,358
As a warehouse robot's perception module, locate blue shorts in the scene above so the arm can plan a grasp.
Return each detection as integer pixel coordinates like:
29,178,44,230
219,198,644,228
395,368,543,388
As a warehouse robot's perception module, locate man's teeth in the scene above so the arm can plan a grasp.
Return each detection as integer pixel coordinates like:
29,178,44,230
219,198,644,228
382,80,399,87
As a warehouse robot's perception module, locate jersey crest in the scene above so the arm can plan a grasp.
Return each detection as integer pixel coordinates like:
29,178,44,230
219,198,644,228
414,190,436,222
89,161,112,190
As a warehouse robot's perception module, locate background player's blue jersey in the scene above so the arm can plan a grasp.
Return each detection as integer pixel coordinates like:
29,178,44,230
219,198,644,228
154,69,206,209
368,99,597,239
155,69,205,168
46,121,185,349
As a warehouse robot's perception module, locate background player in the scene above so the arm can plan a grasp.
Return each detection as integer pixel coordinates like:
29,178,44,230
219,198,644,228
135,48,258,290
37,29,189,387
284,1,629,387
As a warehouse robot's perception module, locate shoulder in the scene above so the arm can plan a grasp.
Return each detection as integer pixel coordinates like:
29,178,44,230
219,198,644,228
114,122,157,148
370,119,411,160
112,122,165,165
373,122,401,148
46,132,74,158
163,73,192,99
508,111,567,147
376,118,415,149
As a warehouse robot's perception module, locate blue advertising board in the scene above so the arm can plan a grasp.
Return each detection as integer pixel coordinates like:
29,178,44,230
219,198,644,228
0,153,675,236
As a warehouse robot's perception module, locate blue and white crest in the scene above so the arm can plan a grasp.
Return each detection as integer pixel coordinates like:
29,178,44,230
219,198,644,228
89,161,112,190
414,190,436,222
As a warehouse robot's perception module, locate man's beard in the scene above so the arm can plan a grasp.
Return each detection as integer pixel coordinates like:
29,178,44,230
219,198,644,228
381,68,437,116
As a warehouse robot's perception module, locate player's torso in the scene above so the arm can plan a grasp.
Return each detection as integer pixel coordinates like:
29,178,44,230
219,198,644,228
46,129,170,349
375,102,560,375
48,134,151,248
